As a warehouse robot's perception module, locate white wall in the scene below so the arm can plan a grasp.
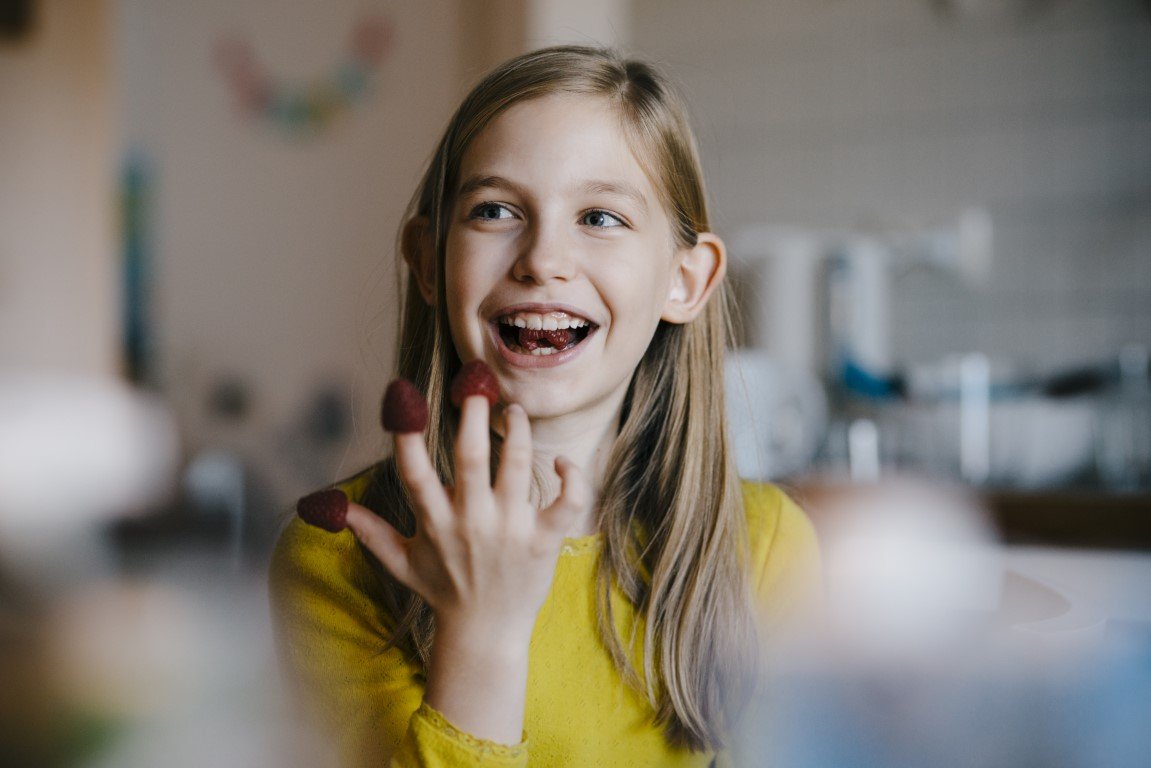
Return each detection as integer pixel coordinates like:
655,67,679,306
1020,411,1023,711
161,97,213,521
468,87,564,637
527,0,631,48
0,0,117,377
632,0,1151,371
117,0,464,508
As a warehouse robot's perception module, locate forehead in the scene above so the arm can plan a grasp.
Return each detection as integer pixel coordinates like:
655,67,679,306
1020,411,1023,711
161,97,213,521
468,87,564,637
456,93,661,201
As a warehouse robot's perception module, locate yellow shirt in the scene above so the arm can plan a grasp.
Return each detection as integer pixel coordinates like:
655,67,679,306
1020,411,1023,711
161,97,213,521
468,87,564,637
269,468,819,767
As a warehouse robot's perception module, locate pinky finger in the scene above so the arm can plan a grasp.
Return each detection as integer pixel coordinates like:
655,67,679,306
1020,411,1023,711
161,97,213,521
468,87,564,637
345,503,415,589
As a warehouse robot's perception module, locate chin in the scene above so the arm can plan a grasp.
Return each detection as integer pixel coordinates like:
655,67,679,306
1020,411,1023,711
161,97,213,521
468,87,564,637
509,392,579,421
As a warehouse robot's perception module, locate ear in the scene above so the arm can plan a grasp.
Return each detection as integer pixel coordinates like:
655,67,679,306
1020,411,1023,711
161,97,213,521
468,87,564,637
661,232,727,324
401,216,436,306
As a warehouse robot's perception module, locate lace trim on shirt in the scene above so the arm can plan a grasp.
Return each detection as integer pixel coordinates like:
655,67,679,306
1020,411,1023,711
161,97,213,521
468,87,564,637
560,534,602,556
415,701,528,758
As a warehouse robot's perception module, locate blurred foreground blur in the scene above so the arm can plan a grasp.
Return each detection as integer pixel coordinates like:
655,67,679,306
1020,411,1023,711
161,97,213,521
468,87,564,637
0,373,331,767
735,480,1151,768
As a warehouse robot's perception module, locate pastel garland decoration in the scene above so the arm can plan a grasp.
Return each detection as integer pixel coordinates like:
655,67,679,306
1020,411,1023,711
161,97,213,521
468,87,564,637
214,15,393,136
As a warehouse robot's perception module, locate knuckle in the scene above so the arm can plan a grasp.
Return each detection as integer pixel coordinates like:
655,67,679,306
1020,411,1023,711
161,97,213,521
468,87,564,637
412,486,442,514
456,441,488,467
502,442,532,467
403,460,437,486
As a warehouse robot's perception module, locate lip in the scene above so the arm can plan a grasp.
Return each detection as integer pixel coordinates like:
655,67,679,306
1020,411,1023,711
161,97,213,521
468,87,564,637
487,308,600,369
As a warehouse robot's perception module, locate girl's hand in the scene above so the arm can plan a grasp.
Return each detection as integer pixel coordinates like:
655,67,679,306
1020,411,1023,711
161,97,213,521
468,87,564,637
345,396,589,640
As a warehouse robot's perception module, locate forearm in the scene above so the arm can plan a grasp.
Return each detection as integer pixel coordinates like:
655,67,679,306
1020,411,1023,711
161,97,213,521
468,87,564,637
424,617,533,745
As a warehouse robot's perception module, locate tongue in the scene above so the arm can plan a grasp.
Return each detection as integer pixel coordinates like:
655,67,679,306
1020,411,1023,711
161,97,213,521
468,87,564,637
517,328,574,351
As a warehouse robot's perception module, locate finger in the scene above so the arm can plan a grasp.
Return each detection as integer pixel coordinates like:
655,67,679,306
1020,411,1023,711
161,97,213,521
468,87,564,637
494,403,532,505
454,394,492,499
394,431,451,523
345,503,416,590
540,456,589,536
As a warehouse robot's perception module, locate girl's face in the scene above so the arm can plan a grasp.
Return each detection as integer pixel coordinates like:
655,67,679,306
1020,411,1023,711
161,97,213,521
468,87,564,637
442,93,686,422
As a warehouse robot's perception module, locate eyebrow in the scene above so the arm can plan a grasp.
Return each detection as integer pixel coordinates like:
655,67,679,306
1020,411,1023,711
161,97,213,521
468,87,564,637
457,174,520,200
580,180,649,214
456,174,649,214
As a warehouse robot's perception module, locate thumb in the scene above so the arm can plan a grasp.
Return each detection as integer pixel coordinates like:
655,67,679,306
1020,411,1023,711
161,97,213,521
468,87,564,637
345,502,414,588
540,456,590,536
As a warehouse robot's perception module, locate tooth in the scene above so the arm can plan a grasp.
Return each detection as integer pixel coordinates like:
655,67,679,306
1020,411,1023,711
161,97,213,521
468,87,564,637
557,318,570,329
514,317,526,328
542,316,559,331
527,315,543,330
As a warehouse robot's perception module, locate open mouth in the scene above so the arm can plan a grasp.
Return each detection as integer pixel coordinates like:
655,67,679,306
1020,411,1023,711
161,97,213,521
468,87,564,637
495,311,597,357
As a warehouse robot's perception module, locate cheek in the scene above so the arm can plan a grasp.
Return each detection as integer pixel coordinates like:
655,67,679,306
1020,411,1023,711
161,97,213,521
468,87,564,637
439,253,468,341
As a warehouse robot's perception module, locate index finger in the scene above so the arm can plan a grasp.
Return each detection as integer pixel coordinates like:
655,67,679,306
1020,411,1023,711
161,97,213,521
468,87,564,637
394,431,451,524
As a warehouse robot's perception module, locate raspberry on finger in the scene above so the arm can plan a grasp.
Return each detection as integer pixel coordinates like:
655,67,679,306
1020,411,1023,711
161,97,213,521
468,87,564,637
450,360,500,408
382,379,429,433
297,488,349,532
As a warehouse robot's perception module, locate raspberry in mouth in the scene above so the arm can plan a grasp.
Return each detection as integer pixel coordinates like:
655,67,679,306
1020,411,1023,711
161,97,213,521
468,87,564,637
496,312,595,357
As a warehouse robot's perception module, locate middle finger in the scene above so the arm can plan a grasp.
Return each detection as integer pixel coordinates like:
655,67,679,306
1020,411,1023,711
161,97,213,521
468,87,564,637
454,395,493,500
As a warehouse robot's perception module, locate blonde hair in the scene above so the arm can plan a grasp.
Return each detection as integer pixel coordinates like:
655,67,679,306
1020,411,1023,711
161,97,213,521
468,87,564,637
363,45,755,752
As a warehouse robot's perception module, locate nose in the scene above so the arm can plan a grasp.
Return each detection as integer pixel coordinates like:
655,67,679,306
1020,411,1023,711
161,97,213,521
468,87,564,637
511,220,577,284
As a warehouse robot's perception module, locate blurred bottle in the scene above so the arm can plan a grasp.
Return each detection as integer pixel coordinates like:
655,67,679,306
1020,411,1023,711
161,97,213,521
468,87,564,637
1095,345,1151,492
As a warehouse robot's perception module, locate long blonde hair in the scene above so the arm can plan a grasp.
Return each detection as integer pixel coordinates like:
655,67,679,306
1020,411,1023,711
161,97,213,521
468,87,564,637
363,45,755,752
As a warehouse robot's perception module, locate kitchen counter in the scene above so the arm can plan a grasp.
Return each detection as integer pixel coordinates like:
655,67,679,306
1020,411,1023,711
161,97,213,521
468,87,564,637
985,490,1151,550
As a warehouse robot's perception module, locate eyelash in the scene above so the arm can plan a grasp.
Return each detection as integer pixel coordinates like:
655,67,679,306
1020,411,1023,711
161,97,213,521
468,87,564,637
581,209,626,229
467,202,628,229
469,202,514,221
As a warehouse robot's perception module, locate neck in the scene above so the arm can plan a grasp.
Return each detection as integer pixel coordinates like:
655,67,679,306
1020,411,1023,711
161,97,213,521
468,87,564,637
524,398,623,538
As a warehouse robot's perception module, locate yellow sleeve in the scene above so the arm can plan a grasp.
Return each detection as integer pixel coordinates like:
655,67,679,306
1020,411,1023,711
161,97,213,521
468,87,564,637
269,480,528,767
741,482,822,623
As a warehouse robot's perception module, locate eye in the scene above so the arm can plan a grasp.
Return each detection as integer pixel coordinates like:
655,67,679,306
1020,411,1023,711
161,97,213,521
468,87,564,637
470,202,515,221
581,209,625,229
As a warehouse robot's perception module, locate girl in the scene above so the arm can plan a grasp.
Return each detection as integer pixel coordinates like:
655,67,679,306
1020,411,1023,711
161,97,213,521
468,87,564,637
270,45,819,767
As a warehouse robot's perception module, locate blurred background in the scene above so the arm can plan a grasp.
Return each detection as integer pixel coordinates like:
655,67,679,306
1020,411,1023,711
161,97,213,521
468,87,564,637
1,0,1149,765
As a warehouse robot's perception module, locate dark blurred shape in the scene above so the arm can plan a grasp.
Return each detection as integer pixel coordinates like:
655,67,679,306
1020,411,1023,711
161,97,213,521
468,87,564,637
0,0,33,41
205,375,251,422
1043,366,1113,399
0,557,57,768
120,153,155,387
303,385,348,444
987,490,1151,550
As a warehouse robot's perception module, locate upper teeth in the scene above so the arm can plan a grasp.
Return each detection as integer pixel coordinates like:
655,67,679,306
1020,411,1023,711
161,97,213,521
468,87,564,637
499,312,590,331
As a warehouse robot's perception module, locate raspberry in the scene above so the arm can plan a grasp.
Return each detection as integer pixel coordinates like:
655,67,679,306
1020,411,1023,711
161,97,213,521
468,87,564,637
449,360,500,408
381,379,428,433
516,328,574,351
296,488,348,533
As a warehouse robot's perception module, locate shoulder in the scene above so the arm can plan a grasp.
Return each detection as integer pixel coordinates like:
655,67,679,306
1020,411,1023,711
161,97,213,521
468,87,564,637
269,464,388,625
272,463,380,564
739,480,821,617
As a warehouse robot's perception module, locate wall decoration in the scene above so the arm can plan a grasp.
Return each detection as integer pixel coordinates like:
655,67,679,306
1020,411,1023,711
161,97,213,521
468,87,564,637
213,14,393,136
121,151,155,386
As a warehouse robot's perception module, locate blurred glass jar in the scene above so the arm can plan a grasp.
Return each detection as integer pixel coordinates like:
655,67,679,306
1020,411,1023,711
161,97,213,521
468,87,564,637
1095,346,1151,492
